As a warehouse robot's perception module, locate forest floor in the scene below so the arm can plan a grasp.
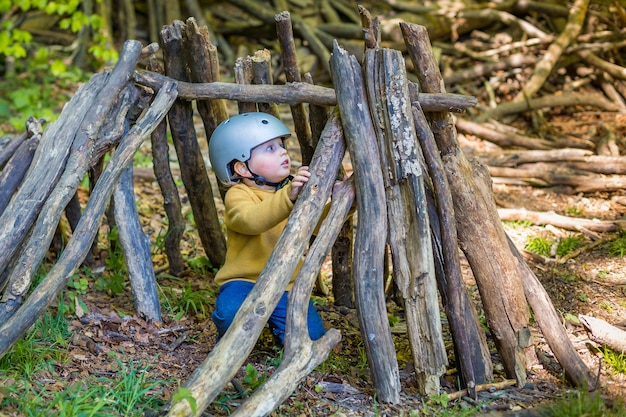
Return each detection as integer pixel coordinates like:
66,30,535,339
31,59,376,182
10,105,622,417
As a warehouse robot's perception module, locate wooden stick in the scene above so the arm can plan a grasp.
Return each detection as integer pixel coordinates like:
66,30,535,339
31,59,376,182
448,379,517,401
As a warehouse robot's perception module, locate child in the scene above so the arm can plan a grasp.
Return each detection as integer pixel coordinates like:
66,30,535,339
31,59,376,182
208,112,327,345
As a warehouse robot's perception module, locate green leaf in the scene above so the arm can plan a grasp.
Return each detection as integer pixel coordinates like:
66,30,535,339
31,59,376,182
172,387,197,415
50,59,66,76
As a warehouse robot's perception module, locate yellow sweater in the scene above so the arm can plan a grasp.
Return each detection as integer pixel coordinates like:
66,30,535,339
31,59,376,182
214,183,300,289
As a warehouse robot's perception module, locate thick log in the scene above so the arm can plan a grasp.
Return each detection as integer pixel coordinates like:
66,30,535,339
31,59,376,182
232,178,354,417
181,17,229,139
329,41,400,403
413,102,493,390
250,49,280,119
166,113,346,417
402,22,531,387
161,21,226,268
365,47,447,396
113,165,162,322
233,56,256,114
0,81,178,358
498,208,625,234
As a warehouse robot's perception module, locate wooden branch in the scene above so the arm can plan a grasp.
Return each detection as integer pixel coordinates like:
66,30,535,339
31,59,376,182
475,91,620,123
133,69,477,111
402,22,530,388
330,41,400,404
147,59,185,277
113,165,162,322
498,208,625,233
275,11,314,165
448,379,517,401
166,113,346,417
0,134,39,216
250,49,280,118
161,21,226,268
443,53,535,86
455,118,555,150
414,102,493,389
365,47,447,396
234,56,256,114
0,130,28,171
512,0,590,101
578,49,626,82
232,178,354,417
580,315,626,353
0,80,178,359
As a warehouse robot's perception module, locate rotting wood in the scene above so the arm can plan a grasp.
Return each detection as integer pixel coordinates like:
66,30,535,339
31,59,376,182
161,20,226,268
402,22,531,388
365,46,447,396
113,165,162,322
0,79,178,359
413,101,493,389
147,57,185,277
330,40,400,404
166,113,346,417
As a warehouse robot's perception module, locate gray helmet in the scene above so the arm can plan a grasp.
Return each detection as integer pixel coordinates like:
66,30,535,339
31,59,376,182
209,112,291,183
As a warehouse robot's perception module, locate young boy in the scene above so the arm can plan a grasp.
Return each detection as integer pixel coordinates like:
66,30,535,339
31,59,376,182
208,112,326,345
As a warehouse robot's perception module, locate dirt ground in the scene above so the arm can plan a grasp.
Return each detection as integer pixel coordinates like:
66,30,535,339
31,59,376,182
34,103,624,417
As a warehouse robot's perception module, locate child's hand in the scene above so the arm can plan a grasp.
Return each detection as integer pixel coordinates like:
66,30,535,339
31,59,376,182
288,166,311,202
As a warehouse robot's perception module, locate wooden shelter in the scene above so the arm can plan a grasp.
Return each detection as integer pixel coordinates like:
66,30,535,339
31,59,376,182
0,10,596,417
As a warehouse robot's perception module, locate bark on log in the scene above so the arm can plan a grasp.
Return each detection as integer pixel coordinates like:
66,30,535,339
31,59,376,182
365,47,447,396
0,134,39,216
330,41,400,403
498,208,626,234
276,11,314,165
147,58,185,277
133,69,477,111
166,113,346,417
402,22,531,387
113,165,162,322
0,131,27,171
231,179,354,417
0,80,178,358
161,21,226,268
414,102,493,390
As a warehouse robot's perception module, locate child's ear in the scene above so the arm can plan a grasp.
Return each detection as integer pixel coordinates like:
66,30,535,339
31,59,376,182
233,161,250,177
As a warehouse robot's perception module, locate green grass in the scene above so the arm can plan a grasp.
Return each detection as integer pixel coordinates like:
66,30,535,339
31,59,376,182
525,235,554,257
608,232,626,257
548,389,625,417
602,346,626,375
159,281,215,320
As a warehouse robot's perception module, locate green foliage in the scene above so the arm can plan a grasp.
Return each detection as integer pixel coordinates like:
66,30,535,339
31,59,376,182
96,227,127,295
188,255,217,275
0,309,70,379
608,232,626,257
602,346,626,375
159,280,214,320
0,0,118,132
105,360,165,415
556,235,584,257
172,387,197,415
525,235,553,257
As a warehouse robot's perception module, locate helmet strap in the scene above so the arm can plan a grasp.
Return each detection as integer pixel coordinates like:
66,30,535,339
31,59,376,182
244,162,292,190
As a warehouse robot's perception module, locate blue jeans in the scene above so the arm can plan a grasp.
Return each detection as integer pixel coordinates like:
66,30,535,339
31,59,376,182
212,280,327,345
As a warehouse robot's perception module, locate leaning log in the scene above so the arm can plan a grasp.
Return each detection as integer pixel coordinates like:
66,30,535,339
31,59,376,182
0,131,40,216
402,22,531,387
365,46,447,396
113,165,162,322
0,80,178,358
161,21,226,268
167,113,346,417
330,41,400,403
580,315,626,354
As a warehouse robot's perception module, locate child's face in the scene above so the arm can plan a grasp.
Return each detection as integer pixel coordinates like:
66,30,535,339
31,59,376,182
247,137,290,183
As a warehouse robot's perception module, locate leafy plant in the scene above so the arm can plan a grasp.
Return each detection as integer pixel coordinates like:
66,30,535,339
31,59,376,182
159,282,214,320
602,346,626,375
96,227,127,295
172,387,197,415
556,235,584,257
525,235,553,257
608,232,626,257
105,360,165,415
